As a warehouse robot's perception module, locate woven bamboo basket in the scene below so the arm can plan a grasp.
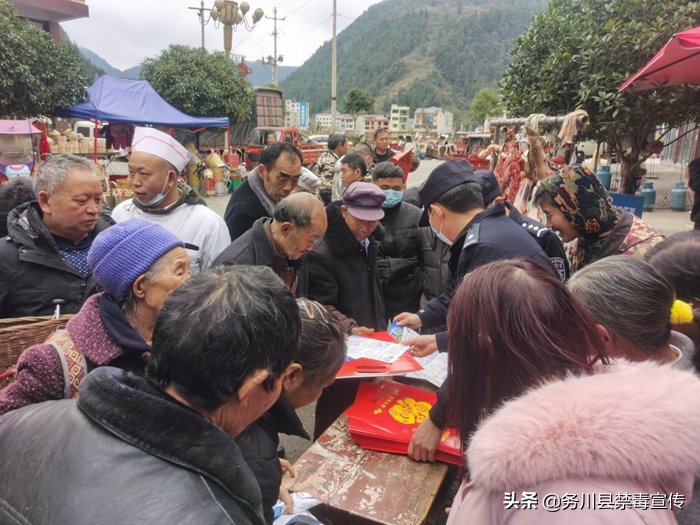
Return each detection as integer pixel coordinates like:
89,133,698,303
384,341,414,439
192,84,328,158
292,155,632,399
0,315,74,386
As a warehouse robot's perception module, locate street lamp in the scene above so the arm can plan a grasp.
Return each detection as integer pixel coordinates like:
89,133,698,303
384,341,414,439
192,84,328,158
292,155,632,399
190,0,264,57
211,1,264,58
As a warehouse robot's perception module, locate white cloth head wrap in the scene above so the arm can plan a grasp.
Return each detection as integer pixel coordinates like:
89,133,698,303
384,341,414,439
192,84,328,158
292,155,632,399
132,127,192,173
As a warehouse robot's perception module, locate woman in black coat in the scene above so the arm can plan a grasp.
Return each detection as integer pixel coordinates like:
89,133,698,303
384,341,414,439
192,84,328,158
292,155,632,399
237,299,346,523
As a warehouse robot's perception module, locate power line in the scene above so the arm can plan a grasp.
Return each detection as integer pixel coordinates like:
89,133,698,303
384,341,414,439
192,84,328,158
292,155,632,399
288,14,332,44
284,0,316,18
336,13,355,21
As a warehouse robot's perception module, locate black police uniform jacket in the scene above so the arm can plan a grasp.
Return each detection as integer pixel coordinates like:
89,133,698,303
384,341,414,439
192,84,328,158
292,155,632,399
416,203,557,429
237,395,310,524
306,201,387,331
0,367,267,525
0,201,112,319
505,202,570,282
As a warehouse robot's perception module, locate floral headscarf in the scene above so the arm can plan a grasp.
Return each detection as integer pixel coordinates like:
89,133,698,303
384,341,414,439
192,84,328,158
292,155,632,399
540,164,621,270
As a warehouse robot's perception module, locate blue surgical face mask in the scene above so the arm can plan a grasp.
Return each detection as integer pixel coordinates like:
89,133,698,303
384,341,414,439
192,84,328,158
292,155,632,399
429,207,453,246
137,172,172,208
382,189,403,208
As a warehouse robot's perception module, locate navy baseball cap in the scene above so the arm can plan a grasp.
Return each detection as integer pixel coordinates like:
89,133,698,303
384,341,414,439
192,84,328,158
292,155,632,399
474,169,501,205
418,159,477,226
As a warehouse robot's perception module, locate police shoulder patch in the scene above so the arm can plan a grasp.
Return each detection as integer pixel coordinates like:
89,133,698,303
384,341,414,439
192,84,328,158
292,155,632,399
551,257,566,281
463,223,480,250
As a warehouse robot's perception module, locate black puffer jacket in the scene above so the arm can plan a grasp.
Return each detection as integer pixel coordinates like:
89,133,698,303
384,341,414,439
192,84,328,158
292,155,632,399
0,202,112,319
378,202,425,319
417,227,451,332
237,396,310,524
0,367,266,525
306,201,386,330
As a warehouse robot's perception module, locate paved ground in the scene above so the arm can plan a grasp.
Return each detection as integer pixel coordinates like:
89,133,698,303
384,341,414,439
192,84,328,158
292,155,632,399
204,157,694,463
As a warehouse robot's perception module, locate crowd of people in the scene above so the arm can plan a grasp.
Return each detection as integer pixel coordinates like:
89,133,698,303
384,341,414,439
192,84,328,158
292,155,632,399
1,125,700,525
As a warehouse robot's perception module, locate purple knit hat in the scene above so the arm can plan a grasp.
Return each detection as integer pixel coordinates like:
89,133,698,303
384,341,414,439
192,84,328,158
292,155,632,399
88,218,184,299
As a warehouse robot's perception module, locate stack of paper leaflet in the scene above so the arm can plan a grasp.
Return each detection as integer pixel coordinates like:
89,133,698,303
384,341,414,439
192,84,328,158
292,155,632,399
344,380,463,466
336,331,423,378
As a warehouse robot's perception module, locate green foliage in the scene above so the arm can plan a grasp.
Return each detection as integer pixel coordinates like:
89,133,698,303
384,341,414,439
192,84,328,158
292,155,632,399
281,0,546,120
59,27,104,82
0,0,90,117
281,1,424,115
469,87,503,121
342,89,375,117
141,45,254,125
500,0,700,192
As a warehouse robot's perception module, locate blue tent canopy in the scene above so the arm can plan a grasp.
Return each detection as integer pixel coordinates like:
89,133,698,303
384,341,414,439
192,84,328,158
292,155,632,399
56,75,229,128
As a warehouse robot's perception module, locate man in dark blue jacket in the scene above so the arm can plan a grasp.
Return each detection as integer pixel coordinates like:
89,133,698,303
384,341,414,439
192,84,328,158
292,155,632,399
394,159,555,463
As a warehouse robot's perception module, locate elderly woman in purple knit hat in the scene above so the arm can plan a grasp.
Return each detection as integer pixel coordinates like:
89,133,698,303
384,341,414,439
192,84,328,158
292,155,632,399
0,218,190,416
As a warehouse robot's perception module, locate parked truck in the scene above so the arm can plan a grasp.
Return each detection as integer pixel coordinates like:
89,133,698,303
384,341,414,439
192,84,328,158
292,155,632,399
196,87,324,170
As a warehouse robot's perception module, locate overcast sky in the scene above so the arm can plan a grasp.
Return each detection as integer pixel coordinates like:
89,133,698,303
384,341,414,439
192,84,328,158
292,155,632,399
62,0,384,71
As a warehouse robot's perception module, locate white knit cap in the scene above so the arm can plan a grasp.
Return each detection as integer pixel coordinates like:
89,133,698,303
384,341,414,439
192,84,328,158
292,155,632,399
131,127,192,173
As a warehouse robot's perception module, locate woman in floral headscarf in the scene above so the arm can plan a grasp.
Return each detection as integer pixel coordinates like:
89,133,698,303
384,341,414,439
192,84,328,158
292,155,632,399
534,164,664,273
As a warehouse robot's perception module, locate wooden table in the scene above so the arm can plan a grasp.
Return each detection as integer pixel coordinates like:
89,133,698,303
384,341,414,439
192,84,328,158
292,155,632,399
284,414,451,525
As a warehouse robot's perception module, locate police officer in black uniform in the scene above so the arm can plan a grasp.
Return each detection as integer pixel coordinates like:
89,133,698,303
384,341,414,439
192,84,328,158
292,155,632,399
394,159,556,463
474,169,570,282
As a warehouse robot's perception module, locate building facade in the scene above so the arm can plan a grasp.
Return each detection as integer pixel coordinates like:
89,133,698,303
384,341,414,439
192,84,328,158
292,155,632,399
284,100,309,130
389,105,410,135
11,0,89,43
355,115,390,135
413,107,455,136
315,113,354,132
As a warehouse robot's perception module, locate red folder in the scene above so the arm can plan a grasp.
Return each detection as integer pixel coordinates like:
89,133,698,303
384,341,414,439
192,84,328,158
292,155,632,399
336,331,423,379
344,380,463,466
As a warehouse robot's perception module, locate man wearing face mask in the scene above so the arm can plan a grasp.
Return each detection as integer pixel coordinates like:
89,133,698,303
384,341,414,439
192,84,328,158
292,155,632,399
112,128,230,275
372,162,425,319
394,159,555,464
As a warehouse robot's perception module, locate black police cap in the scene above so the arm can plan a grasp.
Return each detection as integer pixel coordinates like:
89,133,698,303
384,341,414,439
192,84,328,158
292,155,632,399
418,159,476,226
474,169,501,205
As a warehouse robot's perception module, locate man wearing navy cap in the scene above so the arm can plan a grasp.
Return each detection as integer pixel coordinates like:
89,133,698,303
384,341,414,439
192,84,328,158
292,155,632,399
395,159,555,463
306,181,388,438
474,169,569,282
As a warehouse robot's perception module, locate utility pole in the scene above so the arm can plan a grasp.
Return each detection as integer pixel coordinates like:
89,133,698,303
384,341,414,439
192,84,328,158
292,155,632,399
265,7,285,85
330,0,337,133
188,0,210,49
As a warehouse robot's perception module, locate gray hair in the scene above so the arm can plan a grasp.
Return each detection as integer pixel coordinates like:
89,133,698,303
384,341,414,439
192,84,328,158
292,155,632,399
568,256,674,354
274,192,324,228
328,132,348,151
34,154,98,196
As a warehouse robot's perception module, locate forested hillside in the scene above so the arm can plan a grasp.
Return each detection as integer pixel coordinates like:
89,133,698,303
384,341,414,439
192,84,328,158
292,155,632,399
281,0,547,124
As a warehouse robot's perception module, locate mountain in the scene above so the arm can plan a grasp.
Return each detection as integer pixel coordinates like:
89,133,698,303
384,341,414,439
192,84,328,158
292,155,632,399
280,0,548,124
79,47,141,79
76,46,295,86
245,60,298,87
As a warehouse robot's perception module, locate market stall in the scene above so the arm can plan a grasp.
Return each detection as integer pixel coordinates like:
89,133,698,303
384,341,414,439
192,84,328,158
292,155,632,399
0,120,42,183
55,75,229,163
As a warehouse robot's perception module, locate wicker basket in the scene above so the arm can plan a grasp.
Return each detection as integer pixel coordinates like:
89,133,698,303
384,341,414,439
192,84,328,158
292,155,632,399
0,315,74,386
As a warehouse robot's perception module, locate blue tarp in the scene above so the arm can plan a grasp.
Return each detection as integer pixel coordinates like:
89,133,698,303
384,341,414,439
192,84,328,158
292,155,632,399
56,75,229,128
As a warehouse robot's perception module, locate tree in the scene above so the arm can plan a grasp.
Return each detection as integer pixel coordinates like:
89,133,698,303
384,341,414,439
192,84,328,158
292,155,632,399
342,88,375,133
141,45,254,125
469,87,503,123
500,0,700,194
0,0,90,117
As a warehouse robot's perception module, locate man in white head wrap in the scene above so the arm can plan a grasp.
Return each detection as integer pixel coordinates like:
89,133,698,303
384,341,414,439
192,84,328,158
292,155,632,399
111,127,230,274
292,168,321,195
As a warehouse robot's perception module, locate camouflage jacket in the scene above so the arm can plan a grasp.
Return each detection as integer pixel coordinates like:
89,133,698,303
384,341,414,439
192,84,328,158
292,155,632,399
315,149,339,191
